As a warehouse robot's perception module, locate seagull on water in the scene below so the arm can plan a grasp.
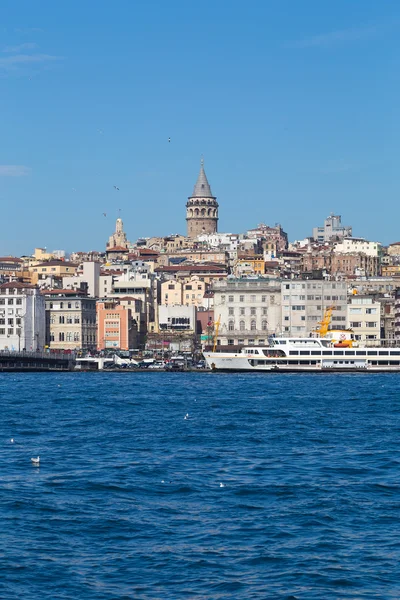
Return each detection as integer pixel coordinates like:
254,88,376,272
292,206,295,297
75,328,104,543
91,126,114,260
184,413,190,420
31,457,40,465
10,438,14,443
219,483,225,488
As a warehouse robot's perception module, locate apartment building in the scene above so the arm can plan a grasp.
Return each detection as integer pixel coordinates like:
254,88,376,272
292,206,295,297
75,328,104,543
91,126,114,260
97,299,143,350
346,296,381,343
0,282,45,351
281,280,348,336
45,291,97,351
312,214,352,243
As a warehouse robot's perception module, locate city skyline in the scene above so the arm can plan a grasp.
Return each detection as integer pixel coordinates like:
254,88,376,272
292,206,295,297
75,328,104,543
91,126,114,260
1,0,400,254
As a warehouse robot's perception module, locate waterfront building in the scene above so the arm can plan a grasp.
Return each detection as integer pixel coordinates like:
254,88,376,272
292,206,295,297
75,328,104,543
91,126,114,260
281,280,348,336
45,291,97,351
212,278,282,346
312,214,352,243
346,296,381,344
0,282,45,351
97,299,143,350
186,158,218,238
158,305,197,333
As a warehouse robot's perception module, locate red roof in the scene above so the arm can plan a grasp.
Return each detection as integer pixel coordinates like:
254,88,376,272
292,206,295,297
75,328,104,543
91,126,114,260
41,289,88,296
34,261,79,268
106,246,129,252
0,281,35,289
156,264,227,273
0,256,24,263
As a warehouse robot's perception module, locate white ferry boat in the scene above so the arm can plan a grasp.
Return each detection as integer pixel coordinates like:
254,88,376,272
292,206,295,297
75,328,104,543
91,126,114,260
203,337,400,373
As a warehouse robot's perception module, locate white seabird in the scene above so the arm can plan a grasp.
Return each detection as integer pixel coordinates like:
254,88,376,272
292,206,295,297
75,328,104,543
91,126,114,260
10,438,14,443
184,413,190,420
219,483,225,488
31,457,40,465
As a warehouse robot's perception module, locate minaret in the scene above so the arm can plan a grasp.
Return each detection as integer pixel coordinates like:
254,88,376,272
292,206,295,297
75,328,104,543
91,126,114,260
186,158,219,238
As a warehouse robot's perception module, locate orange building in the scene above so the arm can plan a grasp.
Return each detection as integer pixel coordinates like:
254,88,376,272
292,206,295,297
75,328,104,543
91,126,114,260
97,300,138,350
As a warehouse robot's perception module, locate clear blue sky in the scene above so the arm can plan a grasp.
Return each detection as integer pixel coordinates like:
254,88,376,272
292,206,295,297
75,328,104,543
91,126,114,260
1,0,399,255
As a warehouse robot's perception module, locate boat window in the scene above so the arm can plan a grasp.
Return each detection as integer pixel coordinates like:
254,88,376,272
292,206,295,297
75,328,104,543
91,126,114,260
289,351,298,355
334,351,344,355
391,351,400,355
288,360,299,365
311,351,320,355
356,351,365,355
378,351,389,356
390,361,400,365
345,351,355,356
310,360,317,365
300,351,310,355
368,351,377,356
322,351,331,355
378,361,389,365
370,361,377,365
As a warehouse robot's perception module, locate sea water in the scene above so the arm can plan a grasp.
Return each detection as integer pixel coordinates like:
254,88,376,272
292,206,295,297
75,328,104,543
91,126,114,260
1,372,400,599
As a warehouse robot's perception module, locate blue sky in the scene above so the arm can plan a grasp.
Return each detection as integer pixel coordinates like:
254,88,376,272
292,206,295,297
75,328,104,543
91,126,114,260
1,0,399,255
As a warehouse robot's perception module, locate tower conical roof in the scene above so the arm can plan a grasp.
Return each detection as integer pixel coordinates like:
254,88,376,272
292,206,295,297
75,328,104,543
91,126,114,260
191,158,213,197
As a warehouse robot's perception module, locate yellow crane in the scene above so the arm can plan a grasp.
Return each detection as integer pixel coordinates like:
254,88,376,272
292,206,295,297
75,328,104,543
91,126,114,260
212,316,221,352
315,306,335,337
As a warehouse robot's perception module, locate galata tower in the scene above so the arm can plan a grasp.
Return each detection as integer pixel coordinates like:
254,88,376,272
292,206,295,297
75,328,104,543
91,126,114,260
186,158,219,238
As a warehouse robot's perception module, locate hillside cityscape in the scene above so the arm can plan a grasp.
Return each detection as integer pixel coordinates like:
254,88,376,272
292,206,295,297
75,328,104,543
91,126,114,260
1,159,400,358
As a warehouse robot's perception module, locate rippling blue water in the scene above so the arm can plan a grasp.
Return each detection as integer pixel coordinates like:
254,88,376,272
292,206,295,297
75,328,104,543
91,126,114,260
1,372,400,599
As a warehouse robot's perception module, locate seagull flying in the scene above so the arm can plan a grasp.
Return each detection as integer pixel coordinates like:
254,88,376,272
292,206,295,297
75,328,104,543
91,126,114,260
103,212,107,217
168,137,171,143
31,456,40,465
113,185,119,191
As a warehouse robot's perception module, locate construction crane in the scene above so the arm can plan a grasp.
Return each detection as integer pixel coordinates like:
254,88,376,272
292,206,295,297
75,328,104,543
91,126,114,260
314,306,335,338
212,316,221,352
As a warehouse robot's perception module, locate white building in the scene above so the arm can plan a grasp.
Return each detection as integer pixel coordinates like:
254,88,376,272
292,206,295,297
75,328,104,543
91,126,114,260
0,282,45,351
334,238,382,257
312,214,352,243
213,278,282,346
346,296,381,344
63,261,101,297
158,305,197,332
281,280,348,336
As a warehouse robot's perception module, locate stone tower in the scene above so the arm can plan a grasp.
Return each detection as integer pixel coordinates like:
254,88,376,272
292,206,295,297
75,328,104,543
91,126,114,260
107,217,129,249
186,158,218,238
